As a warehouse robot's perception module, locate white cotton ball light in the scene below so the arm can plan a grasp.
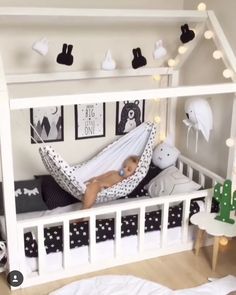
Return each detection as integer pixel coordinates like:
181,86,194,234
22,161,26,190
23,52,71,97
178,46,188,55
223,69,234,79
219,237,228,246
204,30,214,39
226,138,235,147
154,116,161,124
197,3,207,11
168,59,176,67
213,50,222,60
153,75,161,81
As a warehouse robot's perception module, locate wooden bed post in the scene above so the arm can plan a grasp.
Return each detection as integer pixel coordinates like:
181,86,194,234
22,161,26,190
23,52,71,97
0,55,20,277
166,70,179,144
227,95,236,191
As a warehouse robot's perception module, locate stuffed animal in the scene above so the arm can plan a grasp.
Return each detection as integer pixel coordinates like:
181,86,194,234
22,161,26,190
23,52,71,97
183,97,213,152
152,141,180,169
117,101,142,134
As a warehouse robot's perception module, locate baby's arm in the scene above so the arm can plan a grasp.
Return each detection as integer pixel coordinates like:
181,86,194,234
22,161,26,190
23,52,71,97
93,171,115,181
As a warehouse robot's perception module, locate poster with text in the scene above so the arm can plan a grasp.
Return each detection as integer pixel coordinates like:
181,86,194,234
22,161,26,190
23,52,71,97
75,103,105,139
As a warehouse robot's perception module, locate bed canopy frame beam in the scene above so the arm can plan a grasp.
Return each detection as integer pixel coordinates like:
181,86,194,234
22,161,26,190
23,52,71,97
10,82,236,110
0,7,207,23
6,67,174,85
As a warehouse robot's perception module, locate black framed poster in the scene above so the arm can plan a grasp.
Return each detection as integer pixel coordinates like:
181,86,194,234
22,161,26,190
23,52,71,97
116,100,145,135
30,106,64,144
75,103,106,139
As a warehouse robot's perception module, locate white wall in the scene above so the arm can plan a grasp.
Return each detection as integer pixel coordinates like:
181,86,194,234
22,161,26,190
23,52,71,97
0,0,183,9
0,1,181,180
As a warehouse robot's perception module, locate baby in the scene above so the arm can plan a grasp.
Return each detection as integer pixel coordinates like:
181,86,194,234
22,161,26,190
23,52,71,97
82,155,139,209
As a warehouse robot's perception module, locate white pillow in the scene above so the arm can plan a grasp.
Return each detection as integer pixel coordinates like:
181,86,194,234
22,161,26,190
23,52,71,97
146,166,201,198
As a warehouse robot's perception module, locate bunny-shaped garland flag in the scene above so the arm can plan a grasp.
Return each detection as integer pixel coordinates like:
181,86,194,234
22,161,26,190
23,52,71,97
101,50,116,70
153,40,167,60
183,98,213,153
180,24,195,44
132,47,147,69
56,44,74,66
32,37,49,56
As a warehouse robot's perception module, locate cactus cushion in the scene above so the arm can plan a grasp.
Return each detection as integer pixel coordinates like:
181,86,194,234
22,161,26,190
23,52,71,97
213,179,236,224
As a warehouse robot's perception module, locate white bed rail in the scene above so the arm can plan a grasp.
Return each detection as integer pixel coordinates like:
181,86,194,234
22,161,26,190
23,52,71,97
16,156,224,288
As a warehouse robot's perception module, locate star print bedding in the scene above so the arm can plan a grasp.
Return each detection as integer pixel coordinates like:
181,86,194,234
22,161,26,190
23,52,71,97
22,161,217,258
24,200,201,257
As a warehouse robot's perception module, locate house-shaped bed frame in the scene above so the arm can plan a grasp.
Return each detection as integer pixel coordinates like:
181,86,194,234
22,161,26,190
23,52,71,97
0,7,236,289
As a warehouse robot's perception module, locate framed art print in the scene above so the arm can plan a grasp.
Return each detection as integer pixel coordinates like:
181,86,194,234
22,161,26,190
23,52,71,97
30,106,64,144
75,103,106,139
116,100,145,135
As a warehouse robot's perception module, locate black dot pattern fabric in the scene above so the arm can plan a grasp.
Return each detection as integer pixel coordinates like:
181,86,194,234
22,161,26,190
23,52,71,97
24,200,200,257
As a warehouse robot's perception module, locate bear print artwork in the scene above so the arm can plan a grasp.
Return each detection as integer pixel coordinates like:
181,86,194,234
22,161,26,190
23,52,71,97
116,100,145,135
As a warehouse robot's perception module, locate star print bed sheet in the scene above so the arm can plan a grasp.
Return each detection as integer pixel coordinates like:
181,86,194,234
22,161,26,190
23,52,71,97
24,200,201,258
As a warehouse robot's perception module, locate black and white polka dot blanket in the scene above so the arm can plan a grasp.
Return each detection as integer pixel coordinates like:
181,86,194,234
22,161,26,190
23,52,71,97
24,200,200,257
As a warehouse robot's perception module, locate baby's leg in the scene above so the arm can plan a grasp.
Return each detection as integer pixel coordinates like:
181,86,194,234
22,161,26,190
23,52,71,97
83,181,102,210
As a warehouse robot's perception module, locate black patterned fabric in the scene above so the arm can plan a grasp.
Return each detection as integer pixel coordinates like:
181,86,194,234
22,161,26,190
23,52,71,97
35,175,80,210
24,200,200,257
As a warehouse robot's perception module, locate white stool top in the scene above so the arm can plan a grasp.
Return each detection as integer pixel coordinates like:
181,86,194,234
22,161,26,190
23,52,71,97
190,212,236,237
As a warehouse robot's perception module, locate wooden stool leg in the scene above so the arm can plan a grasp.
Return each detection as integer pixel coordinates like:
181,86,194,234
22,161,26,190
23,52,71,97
212,236,220,271
194,228,205,256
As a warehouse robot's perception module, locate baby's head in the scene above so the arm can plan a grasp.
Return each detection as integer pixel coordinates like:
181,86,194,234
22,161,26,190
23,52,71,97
122,155,139,177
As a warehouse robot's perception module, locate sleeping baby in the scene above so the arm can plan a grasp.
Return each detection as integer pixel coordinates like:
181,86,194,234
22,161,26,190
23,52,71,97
82,155,139,209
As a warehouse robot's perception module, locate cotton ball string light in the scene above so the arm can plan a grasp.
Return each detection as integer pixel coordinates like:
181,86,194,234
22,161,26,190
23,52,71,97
154,116,161,124
168,59,176,67
197,3,207,11
226,138,235,147
153,75,161,81
219,237,228,246
213,50,222,60
204,30,214,39
223,69,234,79
178,46,188,55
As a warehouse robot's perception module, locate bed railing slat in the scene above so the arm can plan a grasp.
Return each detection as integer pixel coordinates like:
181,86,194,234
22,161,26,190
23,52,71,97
17,226,26,280
205,189,213,213
199,172,206,188
161,203,169,248
178,160,184,173
115,210,121,258
187,166,193,180
182,199,191,243
138,207,145,252
89,215,96,263
37,224,45,275
63,220,70,269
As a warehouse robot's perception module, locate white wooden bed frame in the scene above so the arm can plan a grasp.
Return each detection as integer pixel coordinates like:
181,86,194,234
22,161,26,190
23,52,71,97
0,7,236,289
